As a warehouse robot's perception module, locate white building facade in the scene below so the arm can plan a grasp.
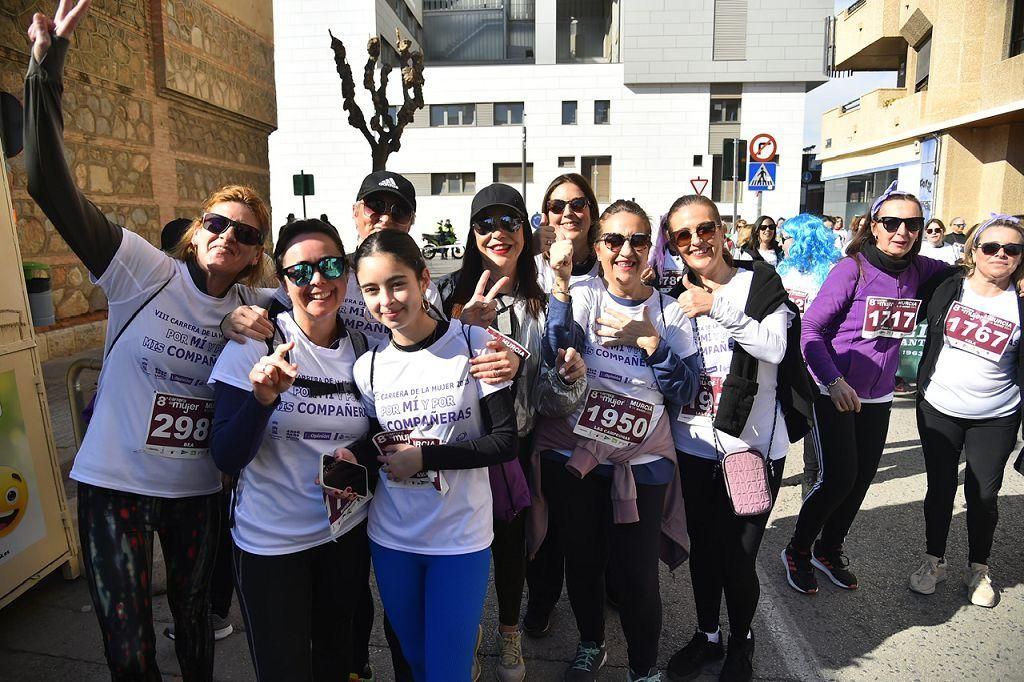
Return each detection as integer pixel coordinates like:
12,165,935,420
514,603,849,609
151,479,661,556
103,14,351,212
270,0,832,247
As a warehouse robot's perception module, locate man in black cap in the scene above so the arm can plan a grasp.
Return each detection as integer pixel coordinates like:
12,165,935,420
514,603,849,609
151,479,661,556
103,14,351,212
351,170,417,243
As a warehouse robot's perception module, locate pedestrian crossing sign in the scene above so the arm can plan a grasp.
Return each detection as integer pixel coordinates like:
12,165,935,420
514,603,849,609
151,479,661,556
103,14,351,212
747,162,777,191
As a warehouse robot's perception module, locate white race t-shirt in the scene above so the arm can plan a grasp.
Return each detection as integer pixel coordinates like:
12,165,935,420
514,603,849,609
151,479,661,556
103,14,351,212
779,269,825,315
353,320,509,555
209,312,370,555
758,249,779,267
919,242,958,265
535,253,599,292
559,278,697,464
924,283,1021,419
71,230,267,497
671,270,794,461
335,272,441,349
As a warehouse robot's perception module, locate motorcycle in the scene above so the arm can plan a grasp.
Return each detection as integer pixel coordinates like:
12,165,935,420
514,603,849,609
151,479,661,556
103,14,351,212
421,220,464,260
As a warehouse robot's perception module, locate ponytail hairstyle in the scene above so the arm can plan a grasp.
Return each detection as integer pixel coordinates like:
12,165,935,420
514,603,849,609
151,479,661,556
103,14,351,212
598,199,652,232
354,229,429,283
664,194,734,266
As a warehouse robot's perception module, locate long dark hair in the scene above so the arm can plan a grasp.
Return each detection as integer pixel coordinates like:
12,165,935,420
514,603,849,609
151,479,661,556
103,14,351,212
353,229,428,280
448,226,545,320
752,215,781,251
540,173,601,252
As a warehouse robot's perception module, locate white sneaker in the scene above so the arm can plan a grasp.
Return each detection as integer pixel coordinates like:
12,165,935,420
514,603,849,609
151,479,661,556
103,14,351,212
471,624,483,681
908,554,946,594
495,627,526,682
965,563,997,607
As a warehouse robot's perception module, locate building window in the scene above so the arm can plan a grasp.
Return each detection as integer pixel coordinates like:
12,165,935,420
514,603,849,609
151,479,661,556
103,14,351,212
594,100,610,124
896,51,907,88
915,34,931,92
709,98,740,123
693,154,703,167
430,104,476,127
556,0,619,63
494,102,525,126
423,0,536,64
1011,0,1024,58
580,156,611,202
558,156,575,168
494,163,534,184
562,101,578,125
431,172,476,195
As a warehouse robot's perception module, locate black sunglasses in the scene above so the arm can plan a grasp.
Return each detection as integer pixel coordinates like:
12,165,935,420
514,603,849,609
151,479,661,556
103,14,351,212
925,228,944,234
759,224,777,231
362,195,413,222
598,232,652,251
472,215,524,235
977,242,1024,257
546,197,589,214
875,216,924,233
202,213,263,246
669,221,718,249
281,256,347,287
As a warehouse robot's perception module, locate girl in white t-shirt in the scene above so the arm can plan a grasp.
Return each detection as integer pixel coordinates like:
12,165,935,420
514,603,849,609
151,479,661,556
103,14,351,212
919,218,959,264
208,219,373,679
544,200,700,681
350,230,518,681
776,213,843,496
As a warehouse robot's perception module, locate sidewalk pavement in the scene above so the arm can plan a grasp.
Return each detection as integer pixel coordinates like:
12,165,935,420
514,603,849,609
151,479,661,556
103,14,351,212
4,341,1024,679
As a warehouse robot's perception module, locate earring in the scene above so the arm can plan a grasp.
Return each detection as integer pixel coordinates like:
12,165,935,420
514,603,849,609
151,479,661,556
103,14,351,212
422,297,430,312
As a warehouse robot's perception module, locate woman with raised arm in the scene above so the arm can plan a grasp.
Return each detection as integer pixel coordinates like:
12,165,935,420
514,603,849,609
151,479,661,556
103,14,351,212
782,182,950,597
909,215,1024,608
542,200,699,682
661,196,810,682
25,3,273,678
533,173,602,291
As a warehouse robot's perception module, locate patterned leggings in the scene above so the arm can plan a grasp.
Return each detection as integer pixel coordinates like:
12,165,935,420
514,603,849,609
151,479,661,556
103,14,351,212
77,483,221,681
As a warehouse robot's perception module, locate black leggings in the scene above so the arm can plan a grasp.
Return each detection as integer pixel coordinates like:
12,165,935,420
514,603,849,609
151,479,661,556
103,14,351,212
210,485,235,619
492,512,527,626
232,525,370,681
549,456,668,671
791,396,892,551
525,457,566,619
679,454,784,639
917,399,1021,564
78,483,220,681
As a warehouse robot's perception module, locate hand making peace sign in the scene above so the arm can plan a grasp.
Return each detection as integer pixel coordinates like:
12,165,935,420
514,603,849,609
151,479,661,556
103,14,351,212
28,0,92,63
459,271,510,328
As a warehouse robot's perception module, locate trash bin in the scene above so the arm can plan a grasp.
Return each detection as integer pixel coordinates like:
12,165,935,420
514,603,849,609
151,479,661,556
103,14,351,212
22,261,55,327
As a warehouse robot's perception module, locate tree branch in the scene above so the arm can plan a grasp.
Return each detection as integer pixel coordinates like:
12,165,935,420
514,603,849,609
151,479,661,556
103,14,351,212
329,30,375,148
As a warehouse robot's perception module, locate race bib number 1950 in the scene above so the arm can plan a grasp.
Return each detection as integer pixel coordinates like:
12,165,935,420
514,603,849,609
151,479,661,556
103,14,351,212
573,389,655,448
943,301,1017,362
144,392,213,459
862,296,921,339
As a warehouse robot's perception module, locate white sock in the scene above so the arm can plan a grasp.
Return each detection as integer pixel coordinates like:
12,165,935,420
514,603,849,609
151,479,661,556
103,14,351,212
704,628,721,643
746,630,753,640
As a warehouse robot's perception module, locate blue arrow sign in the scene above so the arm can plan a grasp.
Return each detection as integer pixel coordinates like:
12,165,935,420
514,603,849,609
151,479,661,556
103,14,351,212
747,162,777,192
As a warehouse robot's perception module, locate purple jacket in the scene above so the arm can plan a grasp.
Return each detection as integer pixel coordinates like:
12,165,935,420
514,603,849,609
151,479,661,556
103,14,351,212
801,254,948,399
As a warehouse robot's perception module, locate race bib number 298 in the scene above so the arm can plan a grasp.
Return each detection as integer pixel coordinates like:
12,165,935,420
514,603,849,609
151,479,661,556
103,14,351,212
144,392,213,459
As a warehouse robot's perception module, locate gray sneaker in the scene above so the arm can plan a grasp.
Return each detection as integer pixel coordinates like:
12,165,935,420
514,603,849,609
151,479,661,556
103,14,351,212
564,640,607,681
495,628,526,682
908,553,946,595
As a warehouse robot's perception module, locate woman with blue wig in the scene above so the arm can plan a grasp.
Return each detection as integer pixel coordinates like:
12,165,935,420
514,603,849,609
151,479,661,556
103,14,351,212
776,214,843,496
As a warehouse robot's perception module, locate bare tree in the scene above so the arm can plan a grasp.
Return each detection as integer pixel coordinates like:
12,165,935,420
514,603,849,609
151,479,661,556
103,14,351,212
329,29,426,172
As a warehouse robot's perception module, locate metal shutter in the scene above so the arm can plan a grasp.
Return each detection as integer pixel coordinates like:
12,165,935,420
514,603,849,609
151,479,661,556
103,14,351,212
408,107,429,128
478,102,494,127
713,0,748,61
404,173,431,197
708,123,740,155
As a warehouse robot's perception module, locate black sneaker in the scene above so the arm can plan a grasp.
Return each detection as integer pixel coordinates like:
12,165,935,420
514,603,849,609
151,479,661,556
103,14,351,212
719,633,754,682
666,629,724,681
781,545,818,594
812,543,859,589
563,640,607,681
523,604,552,638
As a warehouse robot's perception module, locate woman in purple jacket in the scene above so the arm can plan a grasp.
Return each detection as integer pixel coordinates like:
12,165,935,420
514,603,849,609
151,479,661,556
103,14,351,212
781,183,949,595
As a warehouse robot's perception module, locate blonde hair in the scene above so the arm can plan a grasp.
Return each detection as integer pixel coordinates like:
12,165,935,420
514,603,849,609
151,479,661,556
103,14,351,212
169,185,272,287
962,219,1024,292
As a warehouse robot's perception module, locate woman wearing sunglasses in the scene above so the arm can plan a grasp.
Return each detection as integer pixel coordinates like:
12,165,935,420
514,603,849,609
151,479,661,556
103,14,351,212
350,230,519,681
24,5,273,677
739,216,784,268
783,182,951,596
919,218,958,264
544,200,699,682
534,174,602,291
909,215,1024,608
659,196,808,682
207,219,373,678
436,184,588,681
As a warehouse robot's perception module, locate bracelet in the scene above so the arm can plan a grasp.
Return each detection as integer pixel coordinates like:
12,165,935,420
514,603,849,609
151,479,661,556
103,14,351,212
552,287,570,297
826,376,844,388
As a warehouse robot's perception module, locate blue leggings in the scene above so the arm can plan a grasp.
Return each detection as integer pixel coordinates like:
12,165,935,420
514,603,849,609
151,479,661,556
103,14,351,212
370,542,490,682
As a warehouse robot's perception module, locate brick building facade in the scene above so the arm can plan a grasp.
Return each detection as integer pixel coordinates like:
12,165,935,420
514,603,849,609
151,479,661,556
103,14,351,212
1,0,275,359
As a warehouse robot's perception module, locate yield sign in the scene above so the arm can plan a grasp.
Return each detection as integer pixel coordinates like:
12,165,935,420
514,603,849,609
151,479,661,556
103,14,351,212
749,133,777,162
690,177,708,196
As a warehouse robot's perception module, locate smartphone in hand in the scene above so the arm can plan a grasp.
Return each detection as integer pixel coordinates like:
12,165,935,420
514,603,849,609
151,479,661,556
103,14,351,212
320,455,369,497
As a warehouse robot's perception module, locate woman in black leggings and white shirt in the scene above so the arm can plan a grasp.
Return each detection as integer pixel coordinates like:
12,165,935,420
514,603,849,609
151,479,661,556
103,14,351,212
909,215,1024,608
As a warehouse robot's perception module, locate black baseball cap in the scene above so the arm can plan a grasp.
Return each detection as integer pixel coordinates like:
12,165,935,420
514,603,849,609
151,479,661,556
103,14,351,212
471,183,527,222
356,171,416,212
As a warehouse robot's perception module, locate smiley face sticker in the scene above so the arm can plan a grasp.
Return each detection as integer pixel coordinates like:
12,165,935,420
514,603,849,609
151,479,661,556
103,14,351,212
0,465,28,538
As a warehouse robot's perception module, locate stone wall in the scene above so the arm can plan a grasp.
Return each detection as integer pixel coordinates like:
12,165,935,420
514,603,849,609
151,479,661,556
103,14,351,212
0,1,275,357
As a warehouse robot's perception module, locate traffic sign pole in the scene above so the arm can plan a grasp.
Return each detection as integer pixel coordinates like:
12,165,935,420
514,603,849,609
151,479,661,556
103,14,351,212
731,138,739,229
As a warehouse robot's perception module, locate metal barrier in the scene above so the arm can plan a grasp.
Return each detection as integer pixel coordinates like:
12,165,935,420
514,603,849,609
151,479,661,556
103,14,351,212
66,358,102,449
